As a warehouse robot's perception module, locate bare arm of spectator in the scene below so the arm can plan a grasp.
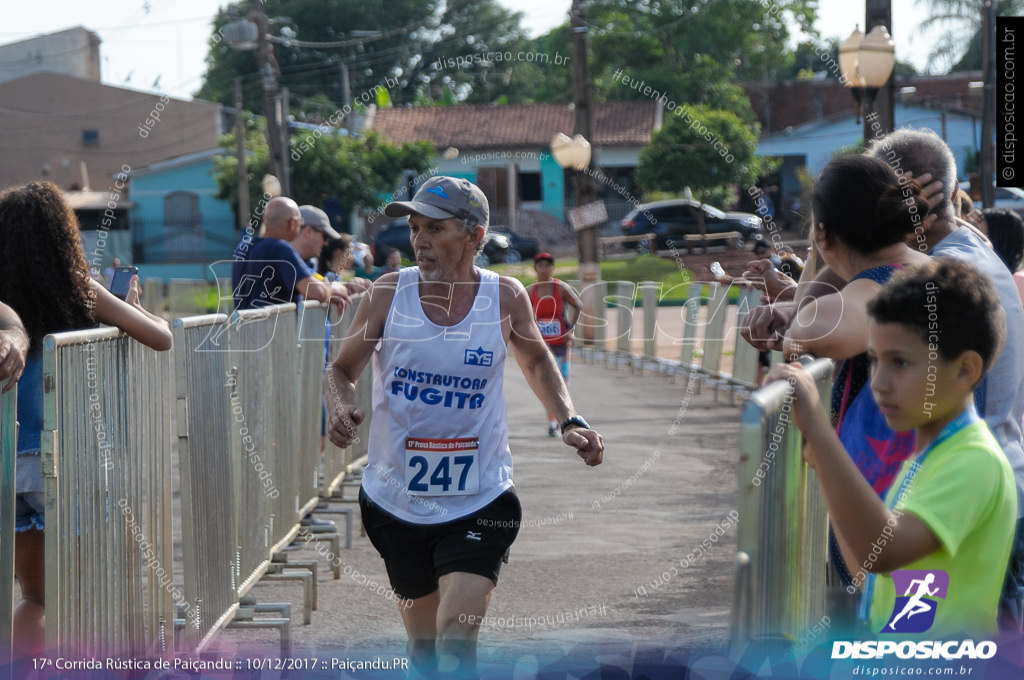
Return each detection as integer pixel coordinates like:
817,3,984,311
0,302,29,391
90,277,172,351
299,276,352,312
741,259,797,302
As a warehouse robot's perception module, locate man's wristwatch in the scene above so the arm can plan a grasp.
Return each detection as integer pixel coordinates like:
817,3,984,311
560,415,590,435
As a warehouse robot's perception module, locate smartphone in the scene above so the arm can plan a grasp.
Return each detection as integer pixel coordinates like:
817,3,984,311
109,265,139,300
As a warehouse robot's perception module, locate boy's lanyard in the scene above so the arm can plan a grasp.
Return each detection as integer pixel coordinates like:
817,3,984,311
857,406,981,623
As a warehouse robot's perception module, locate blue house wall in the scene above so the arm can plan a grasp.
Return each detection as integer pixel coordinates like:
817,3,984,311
129,154,238,281
756,104,982,198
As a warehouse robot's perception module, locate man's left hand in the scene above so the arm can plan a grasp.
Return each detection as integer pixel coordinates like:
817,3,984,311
563,427,604,466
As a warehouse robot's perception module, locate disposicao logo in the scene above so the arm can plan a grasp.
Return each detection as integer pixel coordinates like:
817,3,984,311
831,569,997,661
883,569,948,634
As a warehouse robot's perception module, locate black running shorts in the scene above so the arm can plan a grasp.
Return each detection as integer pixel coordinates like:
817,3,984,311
359,488,522,600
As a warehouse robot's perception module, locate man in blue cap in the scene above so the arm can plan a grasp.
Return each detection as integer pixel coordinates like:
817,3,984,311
325,176,605,676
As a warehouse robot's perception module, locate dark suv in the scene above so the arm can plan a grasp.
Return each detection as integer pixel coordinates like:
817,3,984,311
372,219,513,266
620,199,763,250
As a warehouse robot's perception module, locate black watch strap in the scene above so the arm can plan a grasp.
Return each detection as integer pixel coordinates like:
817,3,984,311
560,415,590,435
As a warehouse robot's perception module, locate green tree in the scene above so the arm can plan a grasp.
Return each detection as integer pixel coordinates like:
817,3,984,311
196,0,524,113
213,123,434,222
915,0,1024,73
635,106,777,213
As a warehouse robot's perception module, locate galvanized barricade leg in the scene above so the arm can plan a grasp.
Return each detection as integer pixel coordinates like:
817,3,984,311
615,281,635,368
42,329,174,658
701,282,729,377
223,304,299,651
731,356,832,656
172,313,239,651
581,280,607,363
728,287,764,404
637,281,658,374
0,385,15,671
292,302,340,577
679,282,702,377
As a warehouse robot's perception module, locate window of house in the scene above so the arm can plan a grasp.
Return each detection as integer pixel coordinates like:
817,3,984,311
518,172,542,202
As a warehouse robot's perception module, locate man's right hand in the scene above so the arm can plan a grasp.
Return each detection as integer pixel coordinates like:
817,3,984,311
740,302,794,351
327,404,364,448
741,259,796,303
0,327,28,393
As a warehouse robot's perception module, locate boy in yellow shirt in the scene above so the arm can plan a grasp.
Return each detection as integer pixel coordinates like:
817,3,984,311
771,258,1016,637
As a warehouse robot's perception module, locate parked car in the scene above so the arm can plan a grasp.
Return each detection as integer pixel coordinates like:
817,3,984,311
960,181,1024,216
488,226,539,261
372,219,513,266
620,199,763,250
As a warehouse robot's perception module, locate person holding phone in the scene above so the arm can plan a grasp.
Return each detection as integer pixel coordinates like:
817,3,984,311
0,181,172,658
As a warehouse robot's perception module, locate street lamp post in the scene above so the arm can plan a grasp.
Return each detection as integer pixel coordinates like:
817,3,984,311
222,7,289,196
839,22,896,146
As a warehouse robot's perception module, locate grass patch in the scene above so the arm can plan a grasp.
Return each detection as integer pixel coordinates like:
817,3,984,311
490,255,736,305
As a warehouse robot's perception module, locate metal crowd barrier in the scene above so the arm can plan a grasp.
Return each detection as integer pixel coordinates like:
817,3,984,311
42,328,174,657
731,356,833,649
0,385,15,668
321,304,373,498
173,312,238,651
296,302,329,513
577,279,765,401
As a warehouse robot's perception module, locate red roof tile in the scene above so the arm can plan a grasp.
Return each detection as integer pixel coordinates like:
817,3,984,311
371,101,659,149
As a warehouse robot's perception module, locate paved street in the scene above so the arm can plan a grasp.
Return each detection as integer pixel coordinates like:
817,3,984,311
208,348,744,674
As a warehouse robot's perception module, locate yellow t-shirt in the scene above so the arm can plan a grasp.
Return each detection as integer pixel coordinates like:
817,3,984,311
869,421,1016,638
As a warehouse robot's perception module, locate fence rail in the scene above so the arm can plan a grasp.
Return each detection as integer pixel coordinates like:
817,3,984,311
731,356,833,650
42,327,174,657
576,279,766,402
0,386,15,669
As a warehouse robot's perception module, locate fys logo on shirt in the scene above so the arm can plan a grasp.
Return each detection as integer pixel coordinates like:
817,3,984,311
882,570,949,634
464,347,493,367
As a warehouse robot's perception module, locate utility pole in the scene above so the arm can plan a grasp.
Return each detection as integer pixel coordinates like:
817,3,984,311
570,0,599,272
235,77,250,230
254,2,286,193
864,0,895,140
281,86,290,197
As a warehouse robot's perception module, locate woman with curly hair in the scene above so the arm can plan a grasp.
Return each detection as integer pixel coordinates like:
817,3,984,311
0,181,172,656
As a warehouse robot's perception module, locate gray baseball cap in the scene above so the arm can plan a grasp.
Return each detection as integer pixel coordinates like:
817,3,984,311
299,205,342,240
384,176,489,228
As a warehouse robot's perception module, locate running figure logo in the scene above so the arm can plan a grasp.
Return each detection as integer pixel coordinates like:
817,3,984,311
882,570,949,633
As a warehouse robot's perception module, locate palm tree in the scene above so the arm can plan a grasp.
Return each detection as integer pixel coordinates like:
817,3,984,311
915,0,1024,72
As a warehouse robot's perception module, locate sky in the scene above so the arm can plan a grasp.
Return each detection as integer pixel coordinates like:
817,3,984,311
3,0,951,101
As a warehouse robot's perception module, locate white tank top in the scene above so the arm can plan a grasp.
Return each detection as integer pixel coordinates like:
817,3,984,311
362,266,513,524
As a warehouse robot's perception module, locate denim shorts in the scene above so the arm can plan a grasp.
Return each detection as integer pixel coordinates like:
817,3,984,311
15,492,45,532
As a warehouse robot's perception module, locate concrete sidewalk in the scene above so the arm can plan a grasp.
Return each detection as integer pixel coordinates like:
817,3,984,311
210,350,743,670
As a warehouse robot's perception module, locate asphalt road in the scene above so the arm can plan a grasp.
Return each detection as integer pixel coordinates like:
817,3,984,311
208,350,743,676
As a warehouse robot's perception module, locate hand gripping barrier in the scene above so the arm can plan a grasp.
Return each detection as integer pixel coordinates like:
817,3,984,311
0,385,15,669
730,356,833,651
42,328,174,658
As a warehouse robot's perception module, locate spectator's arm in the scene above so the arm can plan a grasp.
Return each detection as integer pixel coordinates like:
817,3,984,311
765,362,941,578
90,278,172,351
0,302,29,391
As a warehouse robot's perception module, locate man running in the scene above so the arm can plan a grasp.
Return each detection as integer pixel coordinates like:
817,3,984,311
526,252,583,436
324,176,604,677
